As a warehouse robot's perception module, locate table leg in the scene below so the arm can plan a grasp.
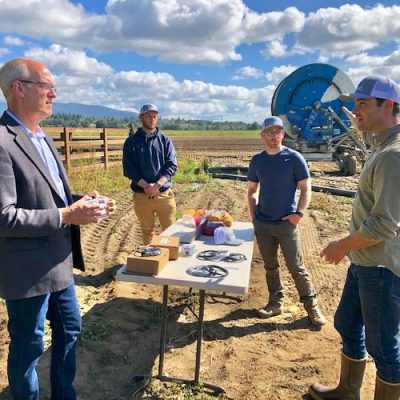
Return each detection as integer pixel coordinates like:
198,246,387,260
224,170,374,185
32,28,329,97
133,286,225,395
157,284,169,377
194,289,205,383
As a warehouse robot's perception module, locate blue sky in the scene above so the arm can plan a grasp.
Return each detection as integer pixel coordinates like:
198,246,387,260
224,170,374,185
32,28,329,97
1,0,400,122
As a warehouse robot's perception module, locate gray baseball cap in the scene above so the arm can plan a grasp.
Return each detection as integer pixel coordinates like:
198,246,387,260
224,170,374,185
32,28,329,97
340,76,400,104
260,116,284,132
139,103,159,115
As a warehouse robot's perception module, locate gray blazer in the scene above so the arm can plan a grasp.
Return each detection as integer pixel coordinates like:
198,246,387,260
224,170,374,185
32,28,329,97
0,112,84,300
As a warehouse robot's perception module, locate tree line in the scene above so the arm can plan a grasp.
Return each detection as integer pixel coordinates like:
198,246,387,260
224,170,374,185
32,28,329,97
41,112,260,130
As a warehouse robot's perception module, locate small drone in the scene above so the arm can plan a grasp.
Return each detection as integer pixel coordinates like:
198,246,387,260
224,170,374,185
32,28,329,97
133,246,162,257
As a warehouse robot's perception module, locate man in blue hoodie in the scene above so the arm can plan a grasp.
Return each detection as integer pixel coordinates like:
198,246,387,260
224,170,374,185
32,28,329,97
123,104,177,244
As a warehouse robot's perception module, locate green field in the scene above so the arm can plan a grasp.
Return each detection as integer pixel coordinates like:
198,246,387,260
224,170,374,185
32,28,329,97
45,126,259,138
165,129,259,137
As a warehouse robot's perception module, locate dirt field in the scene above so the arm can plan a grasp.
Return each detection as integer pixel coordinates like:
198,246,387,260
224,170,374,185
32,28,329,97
0,159,377,400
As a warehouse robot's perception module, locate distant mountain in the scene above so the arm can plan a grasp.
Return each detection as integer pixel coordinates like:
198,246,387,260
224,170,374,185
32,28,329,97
53,102,137,118
0,100,137,119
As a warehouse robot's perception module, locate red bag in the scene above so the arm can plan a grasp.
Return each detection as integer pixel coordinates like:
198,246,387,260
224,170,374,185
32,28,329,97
202,221,224,236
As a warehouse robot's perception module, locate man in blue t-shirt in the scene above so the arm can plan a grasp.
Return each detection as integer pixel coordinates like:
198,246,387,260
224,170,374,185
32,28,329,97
247,116,326,327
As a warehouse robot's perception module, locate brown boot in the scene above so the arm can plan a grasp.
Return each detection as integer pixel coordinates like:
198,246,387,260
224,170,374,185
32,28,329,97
309,352,367,400
374,375,400,400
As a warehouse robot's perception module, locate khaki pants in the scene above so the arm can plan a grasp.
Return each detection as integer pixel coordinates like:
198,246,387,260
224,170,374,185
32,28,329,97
133,189,176,244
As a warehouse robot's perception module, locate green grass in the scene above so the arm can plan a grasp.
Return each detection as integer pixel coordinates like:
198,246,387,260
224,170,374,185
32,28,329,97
69,164,130,194
174,157,212,184
310,192,353,226
141,380,221,400
310,192,353,212
68,156,213,195
164,129,259,137
47,127,259,138
81,317,118,341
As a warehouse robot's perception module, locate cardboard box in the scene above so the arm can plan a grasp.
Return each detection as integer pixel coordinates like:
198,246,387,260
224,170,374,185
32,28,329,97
126,247,169,275
150,235,180,260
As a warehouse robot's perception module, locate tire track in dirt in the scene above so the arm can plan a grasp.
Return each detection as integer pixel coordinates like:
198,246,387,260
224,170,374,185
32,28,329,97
298,213,346,316
175,179,249,222
79,191,142,282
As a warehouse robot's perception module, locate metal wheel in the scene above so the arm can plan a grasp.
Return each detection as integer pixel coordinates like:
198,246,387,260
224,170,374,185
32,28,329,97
271,63,354,140
341,154,357,176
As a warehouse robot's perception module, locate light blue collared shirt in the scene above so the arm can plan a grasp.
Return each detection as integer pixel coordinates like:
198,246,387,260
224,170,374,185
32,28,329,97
6,110,67,225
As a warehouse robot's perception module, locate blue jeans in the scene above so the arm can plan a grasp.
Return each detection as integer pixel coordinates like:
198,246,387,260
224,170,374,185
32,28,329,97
334,263,400,383
6,282,81,400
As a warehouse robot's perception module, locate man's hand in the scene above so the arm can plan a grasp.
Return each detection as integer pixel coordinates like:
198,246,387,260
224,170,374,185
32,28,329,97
320,240,348,264
321,232,379,265
281,213,302,225
106,197,117,215
144,183,160,197
61,192,117,225
342,106,360,133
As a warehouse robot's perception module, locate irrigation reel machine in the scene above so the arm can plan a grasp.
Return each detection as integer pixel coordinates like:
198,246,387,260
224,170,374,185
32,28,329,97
271,63,368,175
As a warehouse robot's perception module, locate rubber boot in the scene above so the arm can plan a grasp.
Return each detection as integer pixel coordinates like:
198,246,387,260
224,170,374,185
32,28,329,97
309,352,367,400
374,375,400,400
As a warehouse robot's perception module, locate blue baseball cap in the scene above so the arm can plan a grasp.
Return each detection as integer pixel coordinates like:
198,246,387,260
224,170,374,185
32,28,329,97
139,103,159,115
340,76,400,104
260,116,284,132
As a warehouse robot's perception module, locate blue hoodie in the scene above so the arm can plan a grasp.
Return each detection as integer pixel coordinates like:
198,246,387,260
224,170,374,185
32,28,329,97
123,127,177,193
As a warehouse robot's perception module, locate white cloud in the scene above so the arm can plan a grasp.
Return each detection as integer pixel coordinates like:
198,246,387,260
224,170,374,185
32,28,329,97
262,41,288,58
265,65,297,85
232,66,264,80
0,0,107,45
25,44,113,77
39,54,274,122
100,0,248,63
4,36,24,46
345,48,400,84
243,7,304,43
98,0,304,63
0,48,9,57
0,0,306,64
296,4,400,57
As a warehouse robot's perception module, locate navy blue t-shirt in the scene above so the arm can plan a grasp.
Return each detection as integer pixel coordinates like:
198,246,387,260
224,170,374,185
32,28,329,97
247,147,310,223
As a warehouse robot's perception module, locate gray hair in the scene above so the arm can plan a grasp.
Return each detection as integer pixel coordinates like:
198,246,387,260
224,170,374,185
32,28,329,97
0,59,32,99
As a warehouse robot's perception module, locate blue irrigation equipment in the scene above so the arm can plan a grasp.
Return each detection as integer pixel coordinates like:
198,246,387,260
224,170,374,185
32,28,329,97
271,63,368,175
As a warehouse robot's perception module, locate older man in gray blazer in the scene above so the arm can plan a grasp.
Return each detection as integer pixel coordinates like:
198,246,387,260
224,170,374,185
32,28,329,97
0,58,115,400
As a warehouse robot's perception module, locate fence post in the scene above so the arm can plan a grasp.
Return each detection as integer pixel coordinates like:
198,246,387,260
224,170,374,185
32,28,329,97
61,127,72,171
101,127,109,169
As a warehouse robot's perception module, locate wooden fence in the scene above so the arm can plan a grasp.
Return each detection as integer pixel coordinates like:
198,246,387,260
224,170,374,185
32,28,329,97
50,127,128,171
48,127,262,171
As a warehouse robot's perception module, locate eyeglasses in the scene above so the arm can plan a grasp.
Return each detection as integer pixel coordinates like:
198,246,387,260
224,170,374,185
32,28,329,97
263,128,284,136
18,80,57,92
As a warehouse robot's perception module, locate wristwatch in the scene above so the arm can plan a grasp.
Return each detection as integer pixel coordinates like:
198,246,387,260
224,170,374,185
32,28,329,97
295,210,304,218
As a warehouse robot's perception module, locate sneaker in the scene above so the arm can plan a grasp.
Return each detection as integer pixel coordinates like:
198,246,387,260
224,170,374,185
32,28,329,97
306,305,327,326
256,303,282,318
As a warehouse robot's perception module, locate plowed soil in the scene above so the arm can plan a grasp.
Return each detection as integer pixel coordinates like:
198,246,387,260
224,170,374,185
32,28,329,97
0,160,377,400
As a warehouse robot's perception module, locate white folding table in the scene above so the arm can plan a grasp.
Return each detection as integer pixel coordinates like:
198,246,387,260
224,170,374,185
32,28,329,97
116,221,254,394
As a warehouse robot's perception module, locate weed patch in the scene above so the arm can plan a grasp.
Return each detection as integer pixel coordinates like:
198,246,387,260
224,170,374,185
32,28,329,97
81,318,117,341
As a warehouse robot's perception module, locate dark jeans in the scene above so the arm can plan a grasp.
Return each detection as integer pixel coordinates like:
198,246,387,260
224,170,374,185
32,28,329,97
334,263,400,383
6,282,81,400
253,218,315,305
